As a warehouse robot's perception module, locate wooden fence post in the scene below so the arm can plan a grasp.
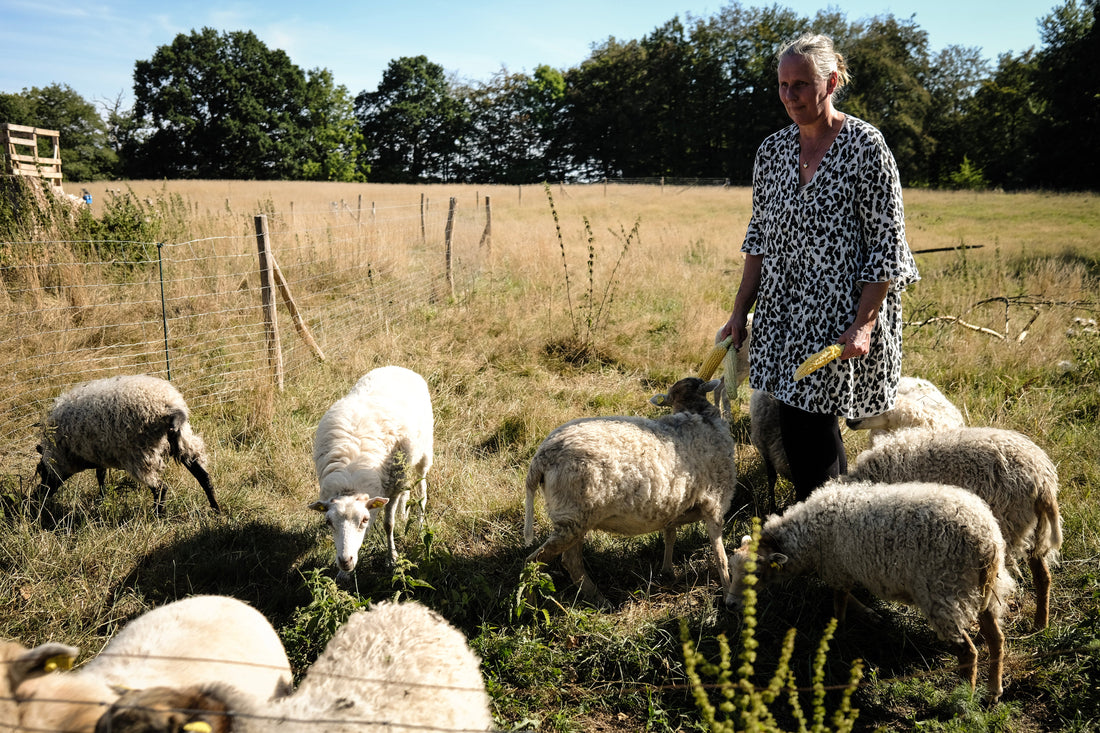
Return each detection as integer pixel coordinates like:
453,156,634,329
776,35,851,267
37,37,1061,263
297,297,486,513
254,215,284,391
420,193,426,243
478,195,492,256
445,197,456,298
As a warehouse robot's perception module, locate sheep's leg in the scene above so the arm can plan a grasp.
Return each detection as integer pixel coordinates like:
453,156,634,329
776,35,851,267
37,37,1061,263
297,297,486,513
955,631,979,693
763,459,778,515
182,459,220,513
95,467,107,489
704,519,732,595
1028,555,1052,630
150,482,168,516
979,609,1005,702
415,475,428,528
833,589,850,624
529,526,606,606
660,527,677,578
836,592,881,624
383,497,399,563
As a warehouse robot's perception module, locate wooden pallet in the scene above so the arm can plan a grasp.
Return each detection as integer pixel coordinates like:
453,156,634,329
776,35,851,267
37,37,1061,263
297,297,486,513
1,122,64,192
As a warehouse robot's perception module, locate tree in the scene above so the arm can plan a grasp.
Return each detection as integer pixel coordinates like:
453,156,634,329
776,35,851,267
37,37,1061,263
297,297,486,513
1030,0,1099,188
355,56,468,182
923,45,991,185
130,28,359,180
0,84,117,182
297,69,366,182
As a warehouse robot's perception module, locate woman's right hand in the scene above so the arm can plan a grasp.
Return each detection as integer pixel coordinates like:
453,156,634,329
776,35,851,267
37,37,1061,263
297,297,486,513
718,312,748,350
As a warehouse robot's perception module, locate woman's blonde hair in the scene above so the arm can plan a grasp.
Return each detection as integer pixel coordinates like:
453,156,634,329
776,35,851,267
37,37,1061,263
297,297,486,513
777,33,851,89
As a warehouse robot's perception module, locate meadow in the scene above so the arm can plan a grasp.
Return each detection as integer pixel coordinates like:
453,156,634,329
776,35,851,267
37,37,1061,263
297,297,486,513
1,179,1099,732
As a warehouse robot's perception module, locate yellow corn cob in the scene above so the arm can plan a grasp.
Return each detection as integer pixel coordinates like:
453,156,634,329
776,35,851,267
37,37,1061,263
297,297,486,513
699,336,734,380
793,343,843,381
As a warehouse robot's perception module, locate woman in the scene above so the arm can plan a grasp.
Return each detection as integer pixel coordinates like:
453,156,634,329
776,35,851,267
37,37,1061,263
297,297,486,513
718,32,919,501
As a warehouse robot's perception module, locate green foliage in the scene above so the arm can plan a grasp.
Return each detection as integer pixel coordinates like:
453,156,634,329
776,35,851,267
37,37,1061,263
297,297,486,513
681,521,863,732
945,156,990,190
279,568,370,676
130,27,362,180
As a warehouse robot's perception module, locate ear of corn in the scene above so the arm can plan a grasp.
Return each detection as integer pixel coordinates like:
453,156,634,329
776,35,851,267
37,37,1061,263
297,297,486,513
793,343,843,381
699,335,734,380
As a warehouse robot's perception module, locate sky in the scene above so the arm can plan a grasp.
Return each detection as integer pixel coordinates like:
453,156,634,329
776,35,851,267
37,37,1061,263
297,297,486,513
1,0,1057,110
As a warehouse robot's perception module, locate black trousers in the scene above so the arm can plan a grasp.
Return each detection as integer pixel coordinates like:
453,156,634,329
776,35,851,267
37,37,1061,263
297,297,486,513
777,400,847,502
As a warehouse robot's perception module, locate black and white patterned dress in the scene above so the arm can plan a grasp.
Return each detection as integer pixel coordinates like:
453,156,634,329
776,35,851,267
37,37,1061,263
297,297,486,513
742,115,919,419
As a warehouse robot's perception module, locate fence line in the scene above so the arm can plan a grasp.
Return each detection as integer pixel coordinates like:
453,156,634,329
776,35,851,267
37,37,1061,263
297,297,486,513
0,200,489,474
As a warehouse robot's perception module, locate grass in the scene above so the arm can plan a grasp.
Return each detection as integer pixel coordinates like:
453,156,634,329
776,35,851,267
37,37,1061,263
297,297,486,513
1,181,1099,731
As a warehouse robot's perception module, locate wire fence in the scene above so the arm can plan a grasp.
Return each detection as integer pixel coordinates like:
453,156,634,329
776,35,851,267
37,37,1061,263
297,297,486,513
0,197,490,475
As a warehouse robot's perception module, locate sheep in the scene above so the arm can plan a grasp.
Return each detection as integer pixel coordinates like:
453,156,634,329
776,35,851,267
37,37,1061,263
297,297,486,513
34,374,219,515
310,366,434,579
845,375,966,444
524,376,738,607
729,480,1015,702
747,375,963,515
93,600,494,733
842,426,1062,629
5,595,293,733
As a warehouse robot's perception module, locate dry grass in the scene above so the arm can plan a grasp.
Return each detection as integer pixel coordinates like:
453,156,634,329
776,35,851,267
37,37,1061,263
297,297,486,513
2,182,1099,731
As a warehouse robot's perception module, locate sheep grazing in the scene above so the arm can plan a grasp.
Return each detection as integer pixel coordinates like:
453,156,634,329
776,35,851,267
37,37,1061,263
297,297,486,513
845,375,965,444
6,595,292,733
34,374,219,515
729,481,1015,702
310,366,434,579
524,376,738,607
843,426,1062,629
94,600,494,733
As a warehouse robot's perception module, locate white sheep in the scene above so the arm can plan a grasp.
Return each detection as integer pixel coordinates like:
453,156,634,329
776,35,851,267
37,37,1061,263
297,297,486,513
842,426,1062,629
844,375,966,444
310,366,434,579
5,595,293,733
729,480,1015,702
524,376,738,607
34,374,219,514
747,375,963,514
92,600,494,733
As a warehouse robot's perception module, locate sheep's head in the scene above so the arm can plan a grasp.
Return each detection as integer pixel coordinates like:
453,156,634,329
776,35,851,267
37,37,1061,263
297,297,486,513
95,685,232,733
309,494,389,576
725,534,788,609
650,377,721,414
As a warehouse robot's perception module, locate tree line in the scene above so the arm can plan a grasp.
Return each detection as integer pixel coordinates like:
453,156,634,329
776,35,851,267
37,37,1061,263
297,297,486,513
2,0,1096,190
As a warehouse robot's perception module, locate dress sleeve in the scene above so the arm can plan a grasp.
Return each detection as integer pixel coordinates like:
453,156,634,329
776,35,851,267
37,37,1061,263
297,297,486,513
741,147,768,256
855,127,919,290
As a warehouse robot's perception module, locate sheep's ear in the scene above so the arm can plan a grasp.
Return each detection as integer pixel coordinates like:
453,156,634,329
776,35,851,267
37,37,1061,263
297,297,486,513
308,500,329,513
8,643,78,686
650,393,669,407
765,552,789,570
365,496,389,510
35,443,43,454
739,535,752,549
701,378,721,393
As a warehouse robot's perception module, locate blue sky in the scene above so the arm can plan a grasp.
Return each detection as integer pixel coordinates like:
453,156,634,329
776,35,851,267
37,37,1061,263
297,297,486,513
1,0,1056,109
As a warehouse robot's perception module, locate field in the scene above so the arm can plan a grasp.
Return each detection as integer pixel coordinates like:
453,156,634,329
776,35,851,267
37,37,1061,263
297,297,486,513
2,180,1099,732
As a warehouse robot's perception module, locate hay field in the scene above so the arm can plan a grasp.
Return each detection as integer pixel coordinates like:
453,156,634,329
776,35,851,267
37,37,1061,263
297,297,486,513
3,181,1100,732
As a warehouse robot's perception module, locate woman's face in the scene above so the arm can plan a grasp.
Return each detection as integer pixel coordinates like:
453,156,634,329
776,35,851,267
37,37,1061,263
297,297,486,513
778,54,835,126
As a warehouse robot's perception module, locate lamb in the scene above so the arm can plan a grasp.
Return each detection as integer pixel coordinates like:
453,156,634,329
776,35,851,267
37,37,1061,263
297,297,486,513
842,426,1062,629
845,375,966,444
4,595,293,733
310,366,434,579
524,376,738,607
729,480,1015,702
748,375,963,515
34,374,219,514
93,600,494,733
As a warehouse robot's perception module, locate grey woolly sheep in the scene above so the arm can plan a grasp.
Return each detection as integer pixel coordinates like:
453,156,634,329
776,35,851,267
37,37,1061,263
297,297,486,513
729,480,1015,702
524,377,738,607
93,600,494,733
845,375,965,444
34,375,219,514
310,366,434,579
843,426,1062,629
6,595,292,733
